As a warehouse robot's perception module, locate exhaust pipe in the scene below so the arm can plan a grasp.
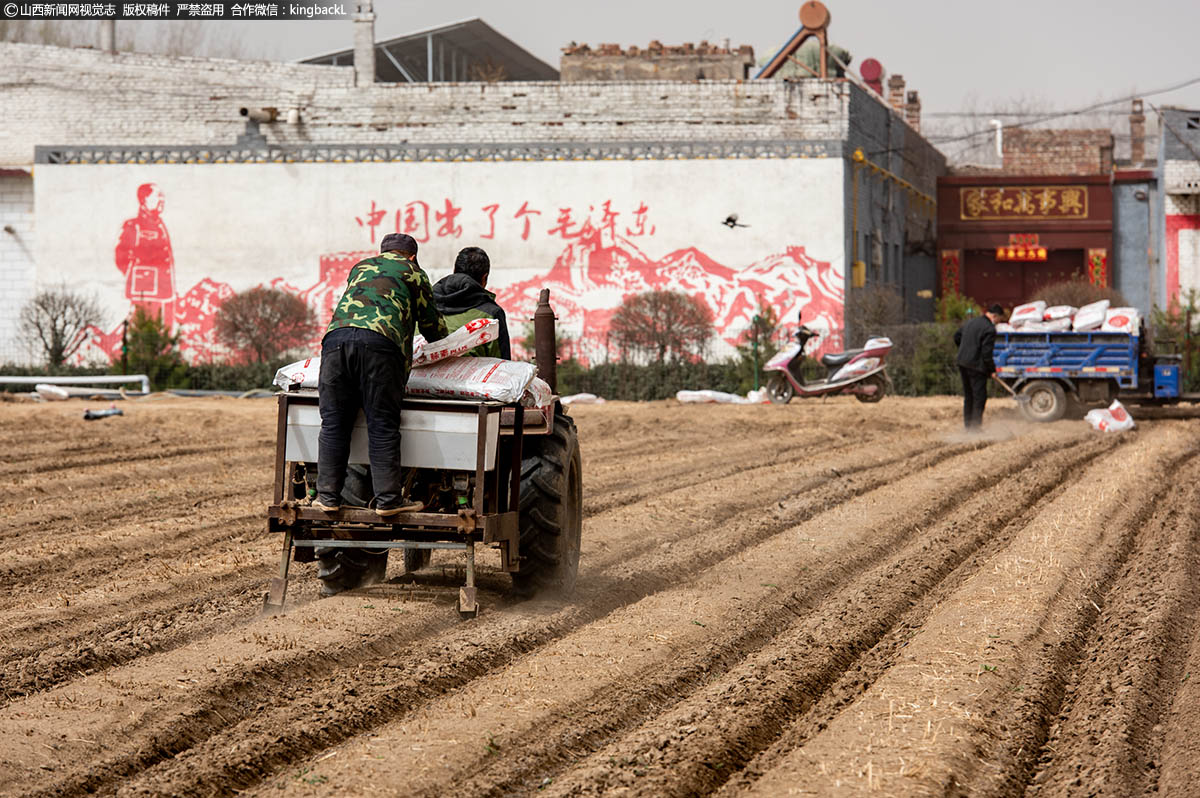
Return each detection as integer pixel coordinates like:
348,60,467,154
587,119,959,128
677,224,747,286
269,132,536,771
534,288,557,392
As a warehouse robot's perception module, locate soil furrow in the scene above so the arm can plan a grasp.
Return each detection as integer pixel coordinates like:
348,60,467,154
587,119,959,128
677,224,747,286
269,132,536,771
525,434,1107,798
12,433,988,798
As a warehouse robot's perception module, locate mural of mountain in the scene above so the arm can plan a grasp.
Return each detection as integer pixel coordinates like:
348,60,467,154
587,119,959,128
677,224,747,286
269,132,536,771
495,228,844,363
72,234,842,369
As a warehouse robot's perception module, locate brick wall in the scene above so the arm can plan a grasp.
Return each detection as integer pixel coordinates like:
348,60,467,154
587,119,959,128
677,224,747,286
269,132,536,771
560,41,755,81
0,174,35,363
1002,129,1114,176
3,41,852,166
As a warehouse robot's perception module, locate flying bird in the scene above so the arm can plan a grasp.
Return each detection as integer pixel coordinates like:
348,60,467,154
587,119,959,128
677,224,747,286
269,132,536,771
722,214,749,229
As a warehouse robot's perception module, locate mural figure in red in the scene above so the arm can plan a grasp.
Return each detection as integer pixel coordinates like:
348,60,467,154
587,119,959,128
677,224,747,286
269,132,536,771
115,183,175,327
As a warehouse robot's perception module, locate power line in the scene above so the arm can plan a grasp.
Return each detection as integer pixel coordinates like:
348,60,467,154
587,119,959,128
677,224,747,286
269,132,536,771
926,73,1200,145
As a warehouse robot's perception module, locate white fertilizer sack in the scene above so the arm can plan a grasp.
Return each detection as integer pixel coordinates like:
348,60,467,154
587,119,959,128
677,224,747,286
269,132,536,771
273,356,320,390
1073,299,1110,331
1100,307,1140,334
1085,399,1136,433
407,357,535,403
1010,301,1047,327
1043,305,1076,321
412,318,499,367
521,377,555,409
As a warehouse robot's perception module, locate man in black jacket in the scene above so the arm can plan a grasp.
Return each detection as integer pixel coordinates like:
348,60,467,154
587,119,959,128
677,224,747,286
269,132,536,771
432,247,511,359
954,303,1005,430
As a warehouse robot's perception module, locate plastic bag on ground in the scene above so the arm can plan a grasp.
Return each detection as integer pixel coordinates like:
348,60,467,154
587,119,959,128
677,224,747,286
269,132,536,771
1085,399,1136,433
1073,299,1110,331
676,389,764,405
273,356,320,390
412,318,499,368
561,393,605,405
1100,307,1140,334
1010,301,1047,327
407,357,535,403
35,384,69,401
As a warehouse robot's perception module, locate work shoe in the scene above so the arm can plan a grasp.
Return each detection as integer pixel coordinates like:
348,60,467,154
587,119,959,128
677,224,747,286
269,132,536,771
312,496,341,512
375,499,425,517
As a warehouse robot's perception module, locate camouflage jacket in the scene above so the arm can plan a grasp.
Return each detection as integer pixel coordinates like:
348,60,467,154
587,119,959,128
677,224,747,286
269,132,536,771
326,252,449,361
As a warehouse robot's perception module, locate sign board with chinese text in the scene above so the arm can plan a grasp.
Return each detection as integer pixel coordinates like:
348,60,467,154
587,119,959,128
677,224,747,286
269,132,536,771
960,186,1089,220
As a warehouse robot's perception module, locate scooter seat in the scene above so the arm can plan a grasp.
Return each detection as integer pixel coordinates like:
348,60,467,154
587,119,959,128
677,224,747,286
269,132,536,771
820,348,864,367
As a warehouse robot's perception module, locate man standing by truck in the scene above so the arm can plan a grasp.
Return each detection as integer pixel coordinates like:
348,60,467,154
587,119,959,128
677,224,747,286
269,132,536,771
954,304,1005,431
314,232,449,516
432,246,512,359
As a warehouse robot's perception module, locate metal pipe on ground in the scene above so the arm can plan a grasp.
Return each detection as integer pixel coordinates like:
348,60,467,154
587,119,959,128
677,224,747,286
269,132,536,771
0,374,151,394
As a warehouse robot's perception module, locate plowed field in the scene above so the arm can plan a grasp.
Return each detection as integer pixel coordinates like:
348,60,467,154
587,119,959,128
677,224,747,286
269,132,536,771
1,395,1198,797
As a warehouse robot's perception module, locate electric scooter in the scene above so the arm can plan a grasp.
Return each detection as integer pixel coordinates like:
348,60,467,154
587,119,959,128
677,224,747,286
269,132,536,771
763,313,893,404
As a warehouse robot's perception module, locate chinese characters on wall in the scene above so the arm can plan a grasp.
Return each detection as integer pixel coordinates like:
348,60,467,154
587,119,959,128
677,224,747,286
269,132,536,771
959,186,1089,220
355,198,657,244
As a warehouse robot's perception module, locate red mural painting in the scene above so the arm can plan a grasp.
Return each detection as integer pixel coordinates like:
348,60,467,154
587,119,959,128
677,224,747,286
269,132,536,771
75,191,844,368
114,183,176,328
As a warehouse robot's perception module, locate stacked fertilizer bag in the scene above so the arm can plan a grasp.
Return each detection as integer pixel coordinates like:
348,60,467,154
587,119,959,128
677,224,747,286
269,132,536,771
998,298,1141,335
272,319,555,408
1085,400,1136,433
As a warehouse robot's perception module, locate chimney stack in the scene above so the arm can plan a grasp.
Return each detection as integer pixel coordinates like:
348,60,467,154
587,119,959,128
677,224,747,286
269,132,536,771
353,1,376,87
887,74,906,113
905,90,921,132
1130,98,1146,165
99,20,115,53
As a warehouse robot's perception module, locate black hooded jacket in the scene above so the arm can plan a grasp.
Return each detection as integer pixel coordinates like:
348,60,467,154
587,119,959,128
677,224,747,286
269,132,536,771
432,273,511,359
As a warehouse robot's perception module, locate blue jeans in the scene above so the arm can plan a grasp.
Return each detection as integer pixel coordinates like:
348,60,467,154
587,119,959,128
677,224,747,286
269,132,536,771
317,327,407,508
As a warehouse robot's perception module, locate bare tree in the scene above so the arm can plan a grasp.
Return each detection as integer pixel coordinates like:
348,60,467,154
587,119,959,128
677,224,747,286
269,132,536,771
215,286,316,363
19,286,104,367
609,290,714,364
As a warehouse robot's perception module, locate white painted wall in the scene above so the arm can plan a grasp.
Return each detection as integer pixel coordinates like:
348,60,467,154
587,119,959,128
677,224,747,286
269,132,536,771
34,157,846,363
0,174,36,363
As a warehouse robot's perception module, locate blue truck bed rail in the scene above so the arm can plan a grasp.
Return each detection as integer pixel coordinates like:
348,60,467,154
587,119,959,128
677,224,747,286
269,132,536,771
994,331,1140,390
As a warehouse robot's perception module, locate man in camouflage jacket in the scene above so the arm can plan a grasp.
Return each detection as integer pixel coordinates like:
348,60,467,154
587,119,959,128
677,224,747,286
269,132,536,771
314,233,449,516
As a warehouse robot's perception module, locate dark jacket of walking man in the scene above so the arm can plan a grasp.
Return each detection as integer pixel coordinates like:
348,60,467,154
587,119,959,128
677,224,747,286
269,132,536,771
315,233,448,515
954,304,1004,430
432,246,511,359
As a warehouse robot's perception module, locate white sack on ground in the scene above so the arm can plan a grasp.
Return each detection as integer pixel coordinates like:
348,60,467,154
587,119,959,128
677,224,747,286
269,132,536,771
407,357,535,403
1085,399,1136,433
676,389,764,405
1073,299,1110,331
412,318,499,367
35,384,69,401
561,393,605,405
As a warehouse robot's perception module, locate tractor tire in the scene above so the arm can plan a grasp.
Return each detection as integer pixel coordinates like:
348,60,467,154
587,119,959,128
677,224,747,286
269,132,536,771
1019,380,1067,423
766,373,794,404
510,412,582,599
853,372,887,403
316,464,388,597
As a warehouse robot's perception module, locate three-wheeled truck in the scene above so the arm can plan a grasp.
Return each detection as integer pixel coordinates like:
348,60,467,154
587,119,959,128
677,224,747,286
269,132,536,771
263,290,582,618
994,327,1199,422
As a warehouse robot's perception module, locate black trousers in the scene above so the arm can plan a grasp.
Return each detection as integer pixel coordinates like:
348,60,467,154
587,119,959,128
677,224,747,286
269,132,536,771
960,367,990,429
317,327,407,508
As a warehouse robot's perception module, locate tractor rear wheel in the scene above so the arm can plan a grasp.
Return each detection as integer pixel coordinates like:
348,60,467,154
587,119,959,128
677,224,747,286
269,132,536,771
510,412,582,598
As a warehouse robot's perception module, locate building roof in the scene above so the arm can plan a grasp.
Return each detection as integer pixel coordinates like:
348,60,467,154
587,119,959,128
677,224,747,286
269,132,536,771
301,18,558,82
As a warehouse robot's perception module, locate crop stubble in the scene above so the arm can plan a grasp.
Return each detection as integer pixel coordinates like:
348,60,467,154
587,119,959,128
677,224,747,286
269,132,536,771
0,396,1196,797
